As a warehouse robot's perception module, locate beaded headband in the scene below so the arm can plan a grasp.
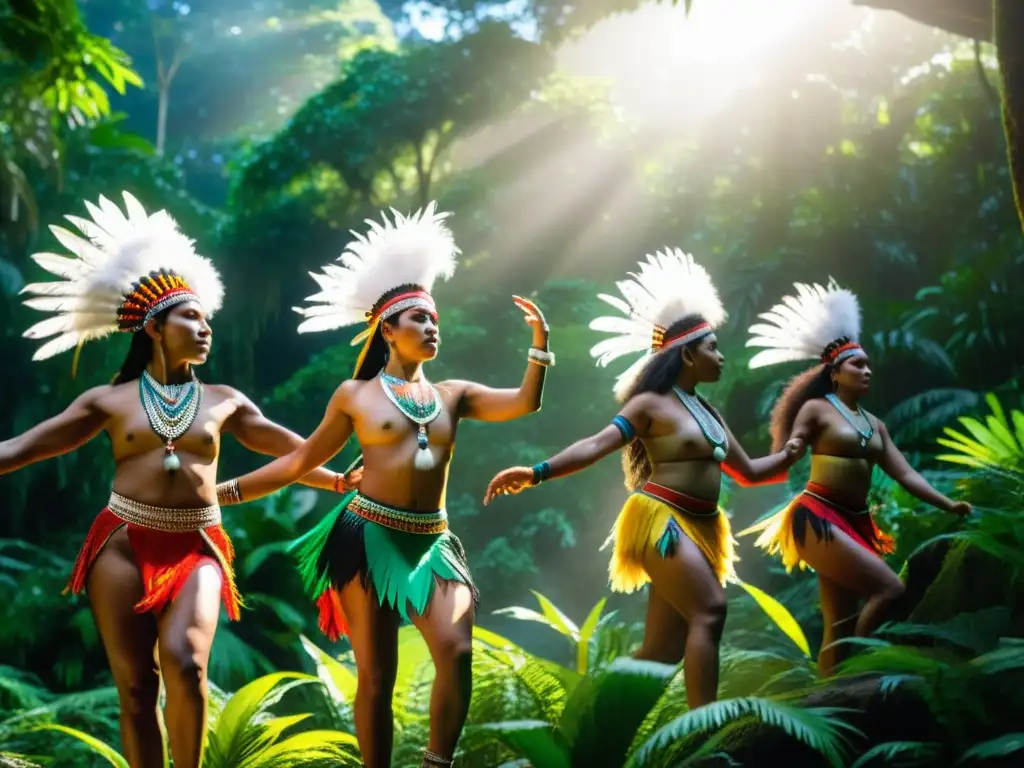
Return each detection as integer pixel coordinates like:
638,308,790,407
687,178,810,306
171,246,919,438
373,290,438,324
822,341,864,365
117,270,199,332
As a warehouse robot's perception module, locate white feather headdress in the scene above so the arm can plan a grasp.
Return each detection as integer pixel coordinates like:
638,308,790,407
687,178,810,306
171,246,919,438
294,202,459,345
588,248,727,400
746,278,862,369
21,192,223,361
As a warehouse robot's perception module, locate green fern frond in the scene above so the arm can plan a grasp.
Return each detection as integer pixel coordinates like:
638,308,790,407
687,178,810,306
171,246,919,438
955,732,1024,764
849,740,942,767
631,697,862,768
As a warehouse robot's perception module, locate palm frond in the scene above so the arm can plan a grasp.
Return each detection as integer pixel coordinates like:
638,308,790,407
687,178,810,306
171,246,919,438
559,658,677,766
884,389,980,443
473,720,571,768
32,724,128,768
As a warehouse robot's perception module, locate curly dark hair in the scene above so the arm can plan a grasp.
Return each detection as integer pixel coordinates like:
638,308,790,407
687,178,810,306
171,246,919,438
767,336,853,452
353,283,426,380
618,313,717,491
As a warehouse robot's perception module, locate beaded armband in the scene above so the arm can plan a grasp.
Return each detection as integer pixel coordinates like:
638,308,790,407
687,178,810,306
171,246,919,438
216,479,242,506
611,414,637,443
528,348,555,367
531,460,553,485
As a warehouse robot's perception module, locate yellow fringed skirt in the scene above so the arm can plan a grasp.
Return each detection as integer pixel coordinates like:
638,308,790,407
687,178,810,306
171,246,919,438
603,481,738,591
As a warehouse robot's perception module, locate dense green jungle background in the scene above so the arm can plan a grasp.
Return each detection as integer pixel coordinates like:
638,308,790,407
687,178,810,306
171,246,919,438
2,0,1024,766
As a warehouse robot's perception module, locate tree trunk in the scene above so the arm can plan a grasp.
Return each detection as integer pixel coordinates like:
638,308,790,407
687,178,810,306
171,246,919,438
996,0,1024,234
853,0,991,39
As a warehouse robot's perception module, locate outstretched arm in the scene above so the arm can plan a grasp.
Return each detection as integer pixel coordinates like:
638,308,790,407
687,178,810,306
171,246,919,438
218,382,357,505
0,388,108,475
483,396,653,504
221,389,356,492
721,420,803,486
877,420,969,515
453,296,550,423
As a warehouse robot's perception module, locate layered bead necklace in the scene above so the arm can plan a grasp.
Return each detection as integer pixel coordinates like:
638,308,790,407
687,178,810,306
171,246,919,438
673,385,729,462
825,392,874,450
139,369,203,472
379,371,443,470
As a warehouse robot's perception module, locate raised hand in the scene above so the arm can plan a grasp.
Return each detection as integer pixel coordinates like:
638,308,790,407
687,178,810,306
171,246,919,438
483,466,535,505
512,295,549,347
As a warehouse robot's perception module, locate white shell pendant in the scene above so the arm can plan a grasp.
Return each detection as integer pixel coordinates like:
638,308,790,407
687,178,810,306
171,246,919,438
164,444,181,472
414,425,436,470
713,446,727,462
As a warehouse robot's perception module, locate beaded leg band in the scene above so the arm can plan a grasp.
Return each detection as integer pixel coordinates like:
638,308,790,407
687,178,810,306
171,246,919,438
422,749,454,767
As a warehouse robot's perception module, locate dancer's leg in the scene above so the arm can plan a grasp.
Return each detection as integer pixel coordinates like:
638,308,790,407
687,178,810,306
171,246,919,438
796,526,903,640
338,580,401,768
634,584,689,665
409,580,475,763
642,534,727,709
816,575,859,677
86,527,164,768
156,559,222,768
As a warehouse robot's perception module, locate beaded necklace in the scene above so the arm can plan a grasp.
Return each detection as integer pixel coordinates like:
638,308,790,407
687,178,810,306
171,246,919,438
673,386,729,462
139,369,203,472
379,371,443,470
825,393,873,450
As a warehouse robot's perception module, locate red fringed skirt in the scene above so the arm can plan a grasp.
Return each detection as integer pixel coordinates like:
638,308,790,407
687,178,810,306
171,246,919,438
739,482,895,573
65,507,242,620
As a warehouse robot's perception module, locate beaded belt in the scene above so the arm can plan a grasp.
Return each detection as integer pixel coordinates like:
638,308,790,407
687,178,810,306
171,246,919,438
347,494,448,534
108,491,222,532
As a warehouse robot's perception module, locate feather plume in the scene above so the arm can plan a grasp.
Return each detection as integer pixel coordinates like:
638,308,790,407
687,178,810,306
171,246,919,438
588,248,726,396
295,202,460,335
20,192,224,361
746,278,861,369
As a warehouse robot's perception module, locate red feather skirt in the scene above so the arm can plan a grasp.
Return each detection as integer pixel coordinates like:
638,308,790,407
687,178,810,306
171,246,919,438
65,507,241,620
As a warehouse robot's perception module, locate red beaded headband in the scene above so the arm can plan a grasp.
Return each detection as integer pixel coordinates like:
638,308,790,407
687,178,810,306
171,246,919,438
371,290,438,324
652,321,712,350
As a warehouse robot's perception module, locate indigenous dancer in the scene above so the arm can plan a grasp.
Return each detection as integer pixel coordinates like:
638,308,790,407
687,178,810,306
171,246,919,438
483,249,802,709
214,203,551,768
739,279,971,675
0,192,353,768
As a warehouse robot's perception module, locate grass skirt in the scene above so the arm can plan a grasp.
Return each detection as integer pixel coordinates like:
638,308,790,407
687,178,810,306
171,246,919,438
66,507,241,620
603,482,737,591
739,481,896,572
291,491,478,641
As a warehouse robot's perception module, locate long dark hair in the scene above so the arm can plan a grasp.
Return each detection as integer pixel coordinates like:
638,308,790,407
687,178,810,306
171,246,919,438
353,283,423,381
619,313,710,491
767,336,853,452
111,306,175,385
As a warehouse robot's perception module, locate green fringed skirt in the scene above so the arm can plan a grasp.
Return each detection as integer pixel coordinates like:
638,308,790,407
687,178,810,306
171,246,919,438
290,490,478,641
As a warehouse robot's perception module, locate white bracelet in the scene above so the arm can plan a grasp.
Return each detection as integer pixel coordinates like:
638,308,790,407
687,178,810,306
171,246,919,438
528,347,555,367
